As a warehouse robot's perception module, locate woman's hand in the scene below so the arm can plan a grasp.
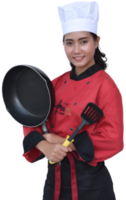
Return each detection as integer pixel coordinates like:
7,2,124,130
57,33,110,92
43,142,71,163
42,133,73,151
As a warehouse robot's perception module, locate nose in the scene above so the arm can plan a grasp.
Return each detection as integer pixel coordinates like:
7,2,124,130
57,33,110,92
74,43,81,53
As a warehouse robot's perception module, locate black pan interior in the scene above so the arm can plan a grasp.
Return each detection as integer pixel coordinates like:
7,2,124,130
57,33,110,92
3,66,50,127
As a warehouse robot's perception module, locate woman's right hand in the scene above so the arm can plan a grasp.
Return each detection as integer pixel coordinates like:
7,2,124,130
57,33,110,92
43,143,71,163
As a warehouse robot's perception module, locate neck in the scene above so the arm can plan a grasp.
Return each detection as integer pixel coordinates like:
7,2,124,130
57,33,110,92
75,60,95,76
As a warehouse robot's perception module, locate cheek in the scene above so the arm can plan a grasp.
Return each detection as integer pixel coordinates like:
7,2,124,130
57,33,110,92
64,47,72,58
82,43,95,56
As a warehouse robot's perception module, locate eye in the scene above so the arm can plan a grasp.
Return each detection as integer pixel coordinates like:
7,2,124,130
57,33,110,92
66,41,87,45
82,41,87,43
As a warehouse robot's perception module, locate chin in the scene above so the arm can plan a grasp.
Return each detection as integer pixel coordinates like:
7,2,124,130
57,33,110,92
74,63,87,68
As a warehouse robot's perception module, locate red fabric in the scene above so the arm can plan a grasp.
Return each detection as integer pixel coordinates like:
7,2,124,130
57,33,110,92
54,153,78,200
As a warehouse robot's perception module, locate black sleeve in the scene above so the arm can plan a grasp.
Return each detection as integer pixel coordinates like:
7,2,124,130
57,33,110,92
73,130,94,163
21,131,46,154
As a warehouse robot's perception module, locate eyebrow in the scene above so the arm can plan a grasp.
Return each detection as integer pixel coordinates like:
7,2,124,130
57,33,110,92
65,37,89,41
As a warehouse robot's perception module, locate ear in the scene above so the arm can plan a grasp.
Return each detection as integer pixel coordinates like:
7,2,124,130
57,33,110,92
98,35,102,44
95,36,100,48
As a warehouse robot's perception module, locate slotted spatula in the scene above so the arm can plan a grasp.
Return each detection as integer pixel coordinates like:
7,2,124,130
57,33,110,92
49,102,103,164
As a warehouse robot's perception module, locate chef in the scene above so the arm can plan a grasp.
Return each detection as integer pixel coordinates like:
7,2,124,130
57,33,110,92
22,1,124,200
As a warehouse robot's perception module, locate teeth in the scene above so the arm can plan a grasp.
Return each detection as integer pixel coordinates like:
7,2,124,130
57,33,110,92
74,56,84,59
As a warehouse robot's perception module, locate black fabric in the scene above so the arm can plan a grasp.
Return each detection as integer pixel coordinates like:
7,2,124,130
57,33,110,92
70,63,102,81
43,182,116,200
23,131,46,153
73,131,94,163
45,158,113,190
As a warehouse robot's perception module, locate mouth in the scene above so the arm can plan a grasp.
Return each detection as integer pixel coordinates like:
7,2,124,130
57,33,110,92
73,56,85,61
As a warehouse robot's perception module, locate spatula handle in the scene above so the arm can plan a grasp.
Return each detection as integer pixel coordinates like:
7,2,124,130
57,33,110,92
69,118,89,141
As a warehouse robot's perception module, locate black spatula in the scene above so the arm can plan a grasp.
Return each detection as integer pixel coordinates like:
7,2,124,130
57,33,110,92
68,102,103,141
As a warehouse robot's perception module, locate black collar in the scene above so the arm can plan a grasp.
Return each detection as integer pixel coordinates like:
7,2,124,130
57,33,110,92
70,63,102,81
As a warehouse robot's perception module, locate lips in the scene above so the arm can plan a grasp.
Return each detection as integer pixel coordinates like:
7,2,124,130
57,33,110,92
73,56,85,61
73,56,85,59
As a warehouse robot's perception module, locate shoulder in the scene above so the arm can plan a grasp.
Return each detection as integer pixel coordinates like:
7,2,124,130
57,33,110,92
100,70,119,88
97,70,122,101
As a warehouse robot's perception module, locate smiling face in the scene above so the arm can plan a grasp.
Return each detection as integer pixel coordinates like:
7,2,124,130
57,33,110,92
63,31,100,75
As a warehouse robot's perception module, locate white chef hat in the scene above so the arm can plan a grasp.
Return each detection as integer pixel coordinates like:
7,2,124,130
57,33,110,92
57,1,99,36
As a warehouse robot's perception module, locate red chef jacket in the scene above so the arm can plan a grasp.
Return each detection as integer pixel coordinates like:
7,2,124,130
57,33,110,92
22,63,123,200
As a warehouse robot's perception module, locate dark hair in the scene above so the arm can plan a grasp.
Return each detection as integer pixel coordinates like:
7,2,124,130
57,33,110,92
63,32,108,70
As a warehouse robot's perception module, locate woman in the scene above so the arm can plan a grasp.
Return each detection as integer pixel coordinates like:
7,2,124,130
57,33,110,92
22,1,124,200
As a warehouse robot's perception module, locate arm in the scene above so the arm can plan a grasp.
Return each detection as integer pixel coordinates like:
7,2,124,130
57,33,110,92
35,140,50,154
42,133,75,150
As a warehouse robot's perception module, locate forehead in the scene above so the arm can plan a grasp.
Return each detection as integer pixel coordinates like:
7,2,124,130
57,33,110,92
65,31,90,40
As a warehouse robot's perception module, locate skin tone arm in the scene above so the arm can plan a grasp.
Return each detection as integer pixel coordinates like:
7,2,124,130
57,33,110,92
35,139,50,153
42,133,76,151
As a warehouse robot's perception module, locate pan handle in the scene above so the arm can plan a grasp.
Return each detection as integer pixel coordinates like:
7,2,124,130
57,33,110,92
42,120,49,134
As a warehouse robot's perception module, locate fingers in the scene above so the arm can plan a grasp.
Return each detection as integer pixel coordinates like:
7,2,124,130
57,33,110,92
68,147,72,152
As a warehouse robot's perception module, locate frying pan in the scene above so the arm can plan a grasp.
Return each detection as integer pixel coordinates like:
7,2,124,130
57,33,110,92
2,65,55,133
